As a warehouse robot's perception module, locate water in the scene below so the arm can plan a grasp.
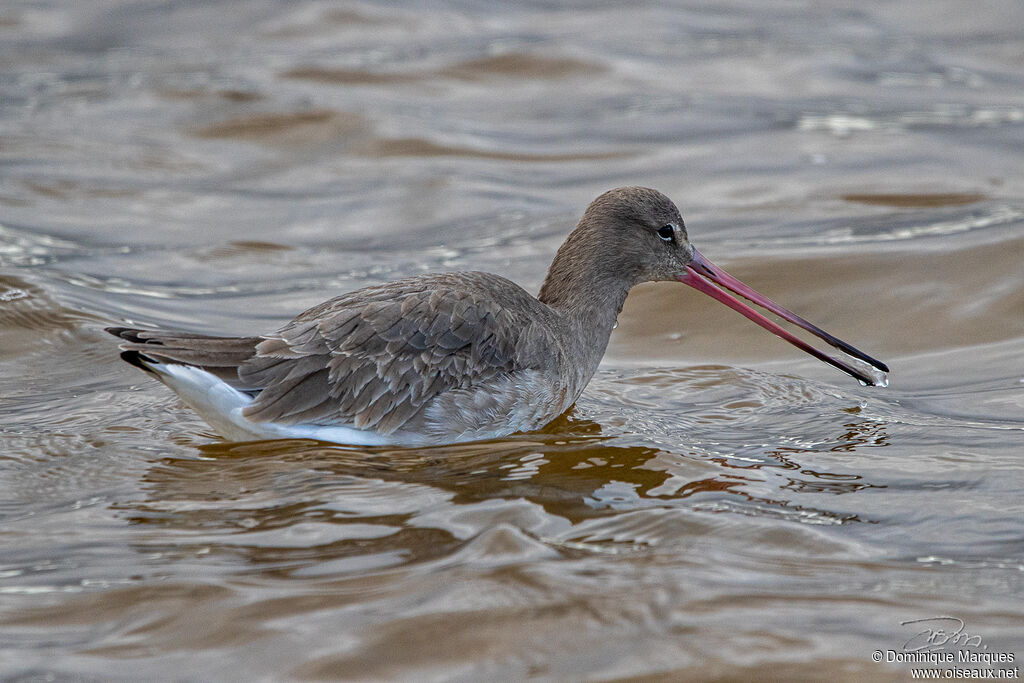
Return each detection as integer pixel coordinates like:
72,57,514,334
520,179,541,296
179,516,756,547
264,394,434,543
2,1,1023,680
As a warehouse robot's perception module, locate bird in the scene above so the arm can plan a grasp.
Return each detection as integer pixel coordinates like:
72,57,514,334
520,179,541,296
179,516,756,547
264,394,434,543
108,186,888,446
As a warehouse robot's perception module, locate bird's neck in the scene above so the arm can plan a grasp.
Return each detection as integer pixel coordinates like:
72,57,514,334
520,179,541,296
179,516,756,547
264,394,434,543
539,260,633,330
538,226,639,376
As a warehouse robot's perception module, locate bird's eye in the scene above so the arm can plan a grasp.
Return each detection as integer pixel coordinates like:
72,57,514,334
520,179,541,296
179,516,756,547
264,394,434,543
657,224,676,244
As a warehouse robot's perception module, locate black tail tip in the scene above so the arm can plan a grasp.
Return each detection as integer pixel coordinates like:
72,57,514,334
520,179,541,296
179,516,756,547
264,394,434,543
119,349,158,374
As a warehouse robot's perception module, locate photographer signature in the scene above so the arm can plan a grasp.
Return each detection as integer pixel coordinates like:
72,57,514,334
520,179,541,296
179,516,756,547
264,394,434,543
901,616,986,651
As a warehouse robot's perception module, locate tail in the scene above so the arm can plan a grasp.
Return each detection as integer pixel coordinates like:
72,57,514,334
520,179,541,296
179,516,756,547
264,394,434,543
106,326,261,384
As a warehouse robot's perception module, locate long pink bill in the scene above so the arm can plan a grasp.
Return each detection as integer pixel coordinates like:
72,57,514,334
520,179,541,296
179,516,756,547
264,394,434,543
677,248,888,386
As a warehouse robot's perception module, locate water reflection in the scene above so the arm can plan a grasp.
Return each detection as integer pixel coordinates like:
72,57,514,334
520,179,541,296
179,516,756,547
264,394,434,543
113,388,895,572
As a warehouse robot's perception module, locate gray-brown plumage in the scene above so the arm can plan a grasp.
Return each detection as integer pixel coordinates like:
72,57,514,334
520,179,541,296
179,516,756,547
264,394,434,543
108,186,887,446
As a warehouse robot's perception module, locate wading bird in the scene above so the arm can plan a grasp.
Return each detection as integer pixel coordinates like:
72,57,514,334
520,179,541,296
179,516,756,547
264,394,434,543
109,187,887,446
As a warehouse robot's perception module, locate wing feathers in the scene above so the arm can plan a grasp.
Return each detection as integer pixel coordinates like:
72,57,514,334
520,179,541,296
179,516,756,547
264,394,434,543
242,368,332,422
114,272,556,435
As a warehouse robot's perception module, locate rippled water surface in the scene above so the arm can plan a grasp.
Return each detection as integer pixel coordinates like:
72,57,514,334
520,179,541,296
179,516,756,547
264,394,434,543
2,1,1023,680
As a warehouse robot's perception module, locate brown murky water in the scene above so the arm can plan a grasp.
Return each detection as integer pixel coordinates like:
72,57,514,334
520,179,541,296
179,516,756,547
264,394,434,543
1,1,1023,680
